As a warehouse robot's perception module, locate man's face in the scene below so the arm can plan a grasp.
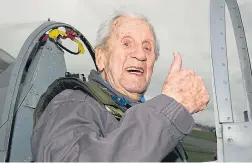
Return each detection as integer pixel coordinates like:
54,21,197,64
97,16,156,100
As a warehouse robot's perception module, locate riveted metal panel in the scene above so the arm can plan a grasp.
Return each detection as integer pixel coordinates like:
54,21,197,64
222,122,252,161
8,40,66,161
0,21,74,161
226,0,252,121
210,0,234,124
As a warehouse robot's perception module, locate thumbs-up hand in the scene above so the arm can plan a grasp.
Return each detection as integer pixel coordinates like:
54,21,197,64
161,52,210,114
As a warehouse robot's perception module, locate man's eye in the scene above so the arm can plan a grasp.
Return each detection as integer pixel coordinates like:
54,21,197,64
124,42,129,46
145,47,150,51
144,46,152,51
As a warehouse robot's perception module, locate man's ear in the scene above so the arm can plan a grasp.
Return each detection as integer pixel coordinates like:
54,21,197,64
94,46,106,72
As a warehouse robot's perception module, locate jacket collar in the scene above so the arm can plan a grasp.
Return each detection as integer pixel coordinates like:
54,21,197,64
87,69,146,108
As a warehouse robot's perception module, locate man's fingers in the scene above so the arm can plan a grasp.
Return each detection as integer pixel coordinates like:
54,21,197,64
169,52,182,75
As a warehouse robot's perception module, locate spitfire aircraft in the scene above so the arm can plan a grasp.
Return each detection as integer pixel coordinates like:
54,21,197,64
0,0,252,162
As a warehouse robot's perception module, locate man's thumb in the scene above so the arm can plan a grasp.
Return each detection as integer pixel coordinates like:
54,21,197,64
169,52,182,74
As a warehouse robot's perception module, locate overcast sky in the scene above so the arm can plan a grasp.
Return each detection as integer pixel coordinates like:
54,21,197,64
0,0,252,127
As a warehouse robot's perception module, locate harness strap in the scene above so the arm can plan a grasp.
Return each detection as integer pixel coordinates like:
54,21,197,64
33,77,124,126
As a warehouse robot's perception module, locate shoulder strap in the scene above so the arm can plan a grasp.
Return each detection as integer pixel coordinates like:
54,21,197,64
33,77,124,126
173,142,188,162
84,82,124,119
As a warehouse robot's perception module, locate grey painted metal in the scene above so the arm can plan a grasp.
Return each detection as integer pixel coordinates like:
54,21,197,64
210,0,234,123
210,1,228,161
223,0,252,162
0,65,14,127
222,122,252,161
211,67,224,162
0,64,14,89
226,0,252,121
8,40,66,161
211,0,252,162
0,49,15,73
0,21,74,161
0,65,14,158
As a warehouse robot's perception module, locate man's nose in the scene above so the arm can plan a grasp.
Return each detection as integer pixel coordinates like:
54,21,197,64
130,46,147,61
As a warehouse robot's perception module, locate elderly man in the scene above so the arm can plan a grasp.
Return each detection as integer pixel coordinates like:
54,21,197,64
31,11,209,162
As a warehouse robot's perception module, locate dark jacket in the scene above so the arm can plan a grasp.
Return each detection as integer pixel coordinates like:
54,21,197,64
31,70,195,161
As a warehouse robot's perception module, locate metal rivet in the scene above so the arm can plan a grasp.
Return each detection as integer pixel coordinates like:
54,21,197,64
223,81,227,84
228,126,231,130
220,32,224,35
227,117,230,120
221,47,224,50
220,5,224,8
222,63,225,66
46,46,52,50
225,98,228,101
227,138,233,143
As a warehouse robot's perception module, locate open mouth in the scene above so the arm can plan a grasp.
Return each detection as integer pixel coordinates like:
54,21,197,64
126,67,144,75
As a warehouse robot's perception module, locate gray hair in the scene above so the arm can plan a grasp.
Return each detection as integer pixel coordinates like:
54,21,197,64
94,10,160,60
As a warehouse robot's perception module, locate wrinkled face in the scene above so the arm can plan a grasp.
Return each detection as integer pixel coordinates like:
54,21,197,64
96,16,156,101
